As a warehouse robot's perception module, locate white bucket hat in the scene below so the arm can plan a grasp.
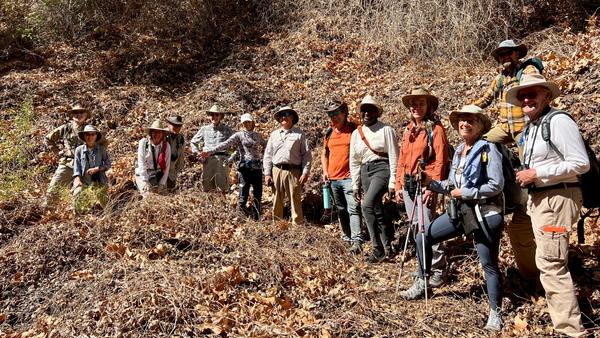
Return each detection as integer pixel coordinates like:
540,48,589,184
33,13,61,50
358,95,383,114
505,73,561,106
78,124,103,142
144,119,170,135
273,106,299,125
240,113,254,123
491,39,528,61
449,105,492,134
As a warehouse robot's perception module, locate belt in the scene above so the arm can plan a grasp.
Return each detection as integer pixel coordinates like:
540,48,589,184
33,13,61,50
212,152,228,156
361,159,389,166
528,182,579,194
274,163,301,170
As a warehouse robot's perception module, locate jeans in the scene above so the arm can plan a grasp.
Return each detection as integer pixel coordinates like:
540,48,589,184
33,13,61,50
238,167,262,220
330,178,361,242
360,160,393,257
415,211,504,310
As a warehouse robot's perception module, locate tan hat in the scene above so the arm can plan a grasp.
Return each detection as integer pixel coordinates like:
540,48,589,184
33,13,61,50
505,74,561,106
166,115,184,126
358,95,383,114
144,119,170,135
67,104,92,119
491,39,528,61
78,124,103,142
449,105,492,134
205,104,231,116
401,86,439,112
323,100,349,117
273,105,299,125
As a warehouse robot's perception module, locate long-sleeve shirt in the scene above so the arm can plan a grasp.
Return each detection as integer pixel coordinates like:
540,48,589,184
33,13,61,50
395,121,448,191
263,126,312,176
167,133,185,180
349,121,399,190
207,130,265,162
73,143,111,185
45,121,84,167
473,63,539,134
135,138,171,186
190,123,233,153
522,107,589,187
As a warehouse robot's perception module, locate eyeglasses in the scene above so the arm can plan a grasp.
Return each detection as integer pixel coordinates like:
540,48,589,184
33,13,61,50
516,91,539,101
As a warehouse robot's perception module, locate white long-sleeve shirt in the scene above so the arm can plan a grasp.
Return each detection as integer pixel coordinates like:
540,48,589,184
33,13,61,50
522,107,589,187
349,121,399,190
135,137,171,186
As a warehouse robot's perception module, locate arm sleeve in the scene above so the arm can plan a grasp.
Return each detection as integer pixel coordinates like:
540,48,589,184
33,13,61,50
385,127,400,189
536,115,590,183
263,133,274,176
101,146,112,171
461,144,504,200
160,143,171,186
395,130,408,191
45,125,64,153
208,133,240,153
73,146,83,178
137,139,150,181
430,124,449,180
472,75,499,109
349,131,361,190
190,128,204,154
301,132,312,176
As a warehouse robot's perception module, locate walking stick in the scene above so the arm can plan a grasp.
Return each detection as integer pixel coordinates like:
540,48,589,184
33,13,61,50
394,191,419,298
416,160,429,312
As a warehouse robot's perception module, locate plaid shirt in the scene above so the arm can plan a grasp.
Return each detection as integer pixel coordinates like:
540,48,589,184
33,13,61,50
473,63,539,134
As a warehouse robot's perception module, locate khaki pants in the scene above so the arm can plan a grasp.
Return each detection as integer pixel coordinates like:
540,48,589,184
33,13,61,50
272,166,303,225
527,187,585,337
202,155,229,193
45,163,73,207
484,124,524,159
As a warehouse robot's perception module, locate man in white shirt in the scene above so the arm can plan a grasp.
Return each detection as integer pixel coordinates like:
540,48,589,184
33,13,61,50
508,74,589,338
350,95,399,263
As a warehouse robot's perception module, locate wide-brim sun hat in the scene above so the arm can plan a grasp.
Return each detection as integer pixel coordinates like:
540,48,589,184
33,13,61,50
323,101,349,117
240,113,254,123
205,104,231,116
505,73,561,106
401,86,439,112
67,104,92,119
449,105,492,134
144,119,170,135
358,95,383,115
166,115,184,126
491,39,528,61
273,105,299,125
78,124,103,142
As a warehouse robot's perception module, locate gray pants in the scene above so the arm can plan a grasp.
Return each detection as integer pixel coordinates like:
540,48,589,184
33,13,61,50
202,155,229,192
402,190,446,276
45,163,73,207
360,160,393,257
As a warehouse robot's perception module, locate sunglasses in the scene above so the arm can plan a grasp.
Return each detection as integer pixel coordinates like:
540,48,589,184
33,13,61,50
278,110,293,118
327,109,342,117
516,90,539,101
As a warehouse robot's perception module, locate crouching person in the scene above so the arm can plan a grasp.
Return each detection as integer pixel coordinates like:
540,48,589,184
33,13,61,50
400,105,505,331
72,125,111,213
135,120,171,197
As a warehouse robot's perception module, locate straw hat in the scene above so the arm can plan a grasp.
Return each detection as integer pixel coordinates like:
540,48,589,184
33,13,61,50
273,106,299,125
240,113,254,123
67,104,92,119
323,101,349,117
491,40,528,61
166,115,184,126
205,105,231,116
505,74,561,106
144,119,170,135
78,124,103,142
358,95,383,114
449,105,492,133
401,86,439,112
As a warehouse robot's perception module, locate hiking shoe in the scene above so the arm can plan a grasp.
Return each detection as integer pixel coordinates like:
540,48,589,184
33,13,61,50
399,278,427,300
484,309,502,331
365,254,386,264
428,272,445,288
350,242,362,254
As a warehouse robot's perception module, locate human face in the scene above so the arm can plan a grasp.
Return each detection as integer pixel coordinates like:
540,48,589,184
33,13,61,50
278,113,293,130
211,113,223,125
458,114,483,143
150,130,165,144
83,132,97,147
518,86,552,121
168,123,182,134
409,97,428,123
242,121,255,131
328,112,347,129
73,111,88,125
361,105,380,126
497,49,519,68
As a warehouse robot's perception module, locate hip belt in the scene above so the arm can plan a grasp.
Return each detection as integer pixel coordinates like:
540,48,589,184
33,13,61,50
528,182,579,194
361,159,389,167
274,163,301,170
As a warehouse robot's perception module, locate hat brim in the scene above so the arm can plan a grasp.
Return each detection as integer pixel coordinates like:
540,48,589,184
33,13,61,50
505,82,561,106
78,131,102,142
449,111,492,134
144,127,169,135
324,102,349,117
491,44,528,61
401,94,439,112
206,111,232,116
166,118,184,126
358,103,383,115
273,109,299,125
68,108,92,118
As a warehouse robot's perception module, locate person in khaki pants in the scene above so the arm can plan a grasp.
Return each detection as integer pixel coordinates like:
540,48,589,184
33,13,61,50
263,106,311,226
509,74,589,337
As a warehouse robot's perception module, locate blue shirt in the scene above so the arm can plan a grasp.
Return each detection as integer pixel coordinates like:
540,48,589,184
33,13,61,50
73,143,111,185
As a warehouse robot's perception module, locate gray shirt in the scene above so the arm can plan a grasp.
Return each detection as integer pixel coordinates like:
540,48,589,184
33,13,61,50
190,123,233,153
263,126,312,176
207,130,265,162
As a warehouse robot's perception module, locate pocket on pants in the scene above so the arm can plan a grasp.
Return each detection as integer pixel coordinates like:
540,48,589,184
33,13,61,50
538,232,568,263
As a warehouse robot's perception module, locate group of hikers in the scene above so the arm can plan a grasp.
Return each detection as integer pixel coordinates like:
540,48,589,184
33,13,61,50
42,40,592,336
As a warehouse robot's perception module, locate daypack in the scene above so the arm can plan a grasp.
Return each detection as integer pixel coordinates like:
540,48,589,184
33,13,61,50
497,57,544,94
323,122,356,158
481,142,523,214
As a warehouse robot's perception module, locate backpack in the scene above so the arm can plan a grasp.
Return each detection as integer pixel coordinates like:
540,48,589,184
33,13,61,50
497,57,544,93
481,142,523,214
538,110,600,243
324,122,357,158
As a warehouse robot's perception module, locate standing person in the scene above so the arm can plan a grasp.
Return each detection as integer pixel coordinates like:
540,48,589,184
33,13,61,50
166,115,185,192
263,106,312,226
72,125,111,213
508,74,589,337
191,105,234,193
350,95,399,263
473,39,542,284
135,120,171,197
396,87,449,286
320,100,362,253
44,104,91,209
202,113,266,220
400,105,505,331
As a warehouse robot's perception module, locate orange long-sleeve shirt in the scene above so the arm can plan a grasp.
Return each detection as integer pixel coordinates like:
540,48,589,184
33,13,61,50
395,121,449,191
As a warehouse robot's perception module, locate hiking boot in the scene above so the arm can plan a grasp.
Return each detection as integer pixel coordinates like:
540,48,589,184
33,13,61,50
350,242,362,254
365,253,386,264
399,278,427,300
428,272,445,288
484,309,502,331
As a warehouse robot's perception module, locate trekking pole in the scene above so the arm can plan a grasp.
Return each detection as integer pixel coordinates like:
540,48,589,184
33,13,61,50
416,160,428,313
394,191,419,298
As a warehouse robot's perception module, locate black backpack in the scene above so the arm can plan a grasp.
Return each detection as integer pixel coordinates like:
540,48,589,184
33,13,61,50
539,110,600,243
481,142,523,214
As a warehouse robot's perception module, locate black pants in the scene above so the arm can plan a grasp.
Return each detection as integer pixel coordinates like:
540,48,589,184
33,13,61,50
238,167,262,220
360,160,393,257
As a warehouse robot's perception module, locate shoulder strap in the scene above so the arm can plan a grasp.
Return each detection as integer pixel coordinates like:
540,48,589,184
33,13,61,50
541,110,573,160
357,126,389,158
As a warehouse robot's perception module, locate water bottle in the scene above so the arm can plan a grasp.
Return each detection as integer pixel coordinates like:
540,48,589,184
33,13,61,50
322,183,332,209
